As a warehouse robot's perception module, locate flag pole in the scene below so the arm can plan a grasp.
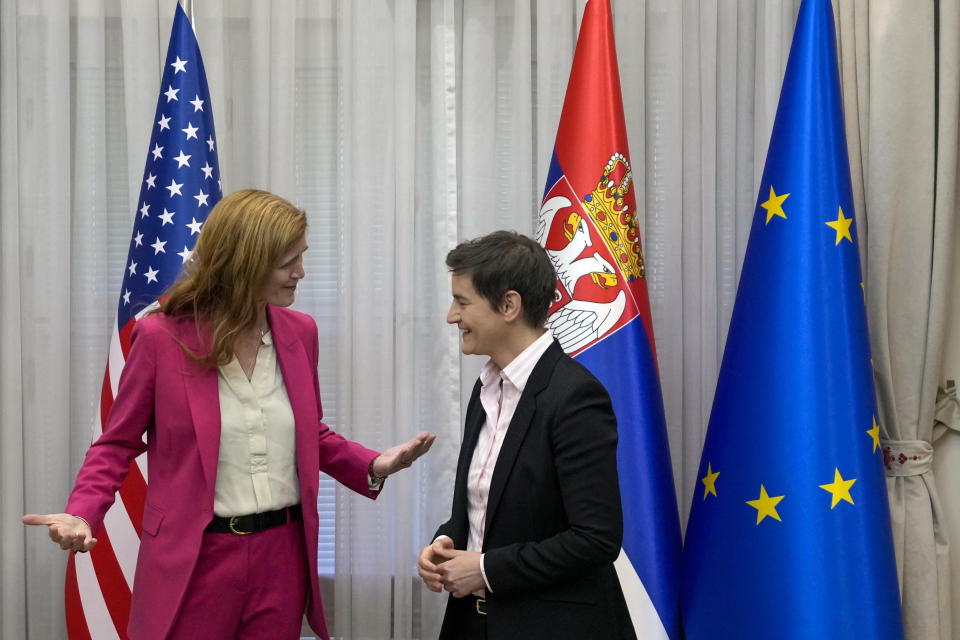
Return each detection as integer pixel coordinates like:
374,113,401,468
179,0,195,29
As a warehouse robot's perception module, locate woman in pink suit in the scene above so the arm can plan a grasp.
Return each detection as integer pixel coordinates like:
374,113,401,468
24,189,435,640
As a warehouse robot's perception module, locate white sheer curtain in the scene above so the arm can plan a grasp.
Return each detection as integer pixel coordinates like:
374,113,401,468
3,1,956,639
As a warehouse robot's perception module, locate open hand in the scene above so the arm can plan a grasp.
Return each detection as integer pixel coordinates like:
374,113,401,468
23,513,97,552
371,431,436,478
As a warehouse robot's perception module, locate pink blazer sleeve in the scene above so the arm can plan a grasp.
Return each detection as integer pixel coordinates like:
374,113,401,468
66,320,157,533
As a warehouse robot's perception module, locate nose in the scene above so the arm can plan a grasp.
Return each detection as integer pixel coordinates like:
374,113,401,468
446,304,458,325
293,260,305,280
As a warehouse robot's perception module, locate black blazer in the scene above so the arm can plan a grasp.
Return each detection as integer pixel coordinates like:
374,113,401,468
435,340,636,639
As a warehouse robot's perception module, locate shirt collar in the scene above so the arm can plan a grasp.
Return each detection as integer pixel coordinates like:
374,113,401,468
479,329,554,393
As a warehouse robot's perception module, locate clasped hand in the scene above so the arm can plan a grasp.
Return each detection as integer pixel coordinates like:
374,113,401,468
22,513,97,553
418,537,485,598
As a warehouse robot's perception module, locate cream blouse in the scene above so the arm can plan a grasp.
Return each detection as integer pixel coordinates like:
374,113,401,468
213,330,300,517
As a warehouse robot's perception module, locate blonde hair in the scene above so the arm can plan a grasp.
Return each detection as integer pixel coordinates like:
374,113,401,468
158,189,307,366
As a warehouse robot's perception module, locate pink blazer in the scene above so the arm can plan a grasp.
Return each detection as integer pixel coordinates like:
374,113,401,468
66,305,379,640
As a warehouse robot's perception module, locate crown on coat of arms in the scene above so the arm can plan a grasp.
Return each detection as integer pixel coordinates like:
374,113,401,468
579,153,645,280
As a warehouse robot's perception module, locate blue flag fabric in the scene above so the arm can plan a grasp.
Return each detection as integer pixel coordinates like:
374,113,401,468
537,1,682,637
681,1,903,638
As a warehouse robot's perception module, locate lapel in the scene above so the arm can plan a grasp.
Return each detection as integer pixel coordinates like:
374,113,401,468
449,380,486,544
179,307,315,502
176,317,221,500
461,380,486,458
483,340,563,542
455,380,486,530
267,305,318,480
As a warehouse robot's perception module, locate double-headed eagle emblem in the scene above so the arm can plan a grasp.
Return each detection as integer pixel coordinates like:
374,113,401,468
537,153,645,354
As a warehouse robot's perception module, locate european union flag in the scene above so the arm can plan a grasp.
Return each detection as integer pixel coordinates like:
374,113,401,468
681,1,904,638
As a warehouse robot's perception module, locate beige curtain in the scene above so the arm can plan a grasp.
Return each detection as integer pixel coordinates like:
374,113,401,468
837,1,959,638
932,0,960,625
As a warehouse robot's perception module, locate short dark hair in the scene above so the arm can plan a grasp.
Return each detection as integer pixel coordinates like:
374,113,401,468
446,230,556,328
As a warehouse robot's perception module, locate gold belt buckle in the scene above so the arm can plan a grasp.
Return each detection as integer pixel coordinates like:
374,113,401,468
475,597,487,615
228,515,251,535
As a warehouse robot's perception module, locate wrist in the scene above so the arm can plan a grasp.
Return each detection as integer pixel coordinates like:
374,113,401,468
368,457,387,482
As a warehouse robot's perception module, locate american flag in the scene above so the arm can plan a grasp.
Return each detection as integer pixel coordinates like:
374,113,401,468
65,5,221,638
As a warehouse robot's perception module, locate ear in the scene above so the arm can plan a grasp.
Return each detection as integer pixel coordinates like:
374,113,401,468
500,290,523,323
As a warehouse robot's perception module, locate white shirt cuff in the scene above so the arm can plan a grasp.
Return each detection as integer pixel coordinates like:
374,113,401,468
480,553,493,593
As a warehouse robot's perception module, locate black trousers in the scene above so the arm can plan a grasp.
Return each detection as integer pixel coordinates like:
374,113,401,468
438,595,487,639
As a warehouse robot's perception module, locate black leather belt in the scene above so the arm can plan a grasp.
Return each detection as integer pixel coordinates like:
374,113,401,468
205,504,302,535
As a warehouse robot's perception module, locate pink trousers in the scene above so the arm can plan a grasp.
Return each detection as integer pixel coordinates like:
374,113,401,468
166,520,309,639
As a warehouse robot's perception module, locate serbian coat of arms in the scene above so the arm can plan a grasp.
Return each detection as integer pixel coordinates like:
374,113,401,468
537,152,646,355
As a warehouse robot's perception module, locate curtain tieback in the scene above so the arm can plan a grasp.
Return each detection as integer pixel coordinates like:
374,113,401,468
881,439,932,477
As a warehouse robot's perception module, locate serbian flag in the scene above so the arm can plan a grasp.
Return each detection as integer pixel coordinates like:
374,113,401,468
681,0,903,637
536,1,682,638
65,4,222,638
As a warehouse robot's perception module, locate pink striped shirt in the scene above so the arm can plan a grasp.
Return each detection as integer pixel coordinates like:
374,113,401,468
467,329,553,592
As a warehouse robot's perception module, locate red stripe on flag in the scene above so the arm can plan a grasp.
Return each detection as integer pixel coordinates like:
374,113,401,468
65,554,93,640
102,319,137,427
118,464,147,538
99,365,114,429
89,528,132,639
118,319,135,360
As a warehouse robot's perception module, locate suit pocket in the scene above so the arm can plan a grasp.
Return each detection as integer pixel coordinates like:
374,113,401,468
142,503,164,537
